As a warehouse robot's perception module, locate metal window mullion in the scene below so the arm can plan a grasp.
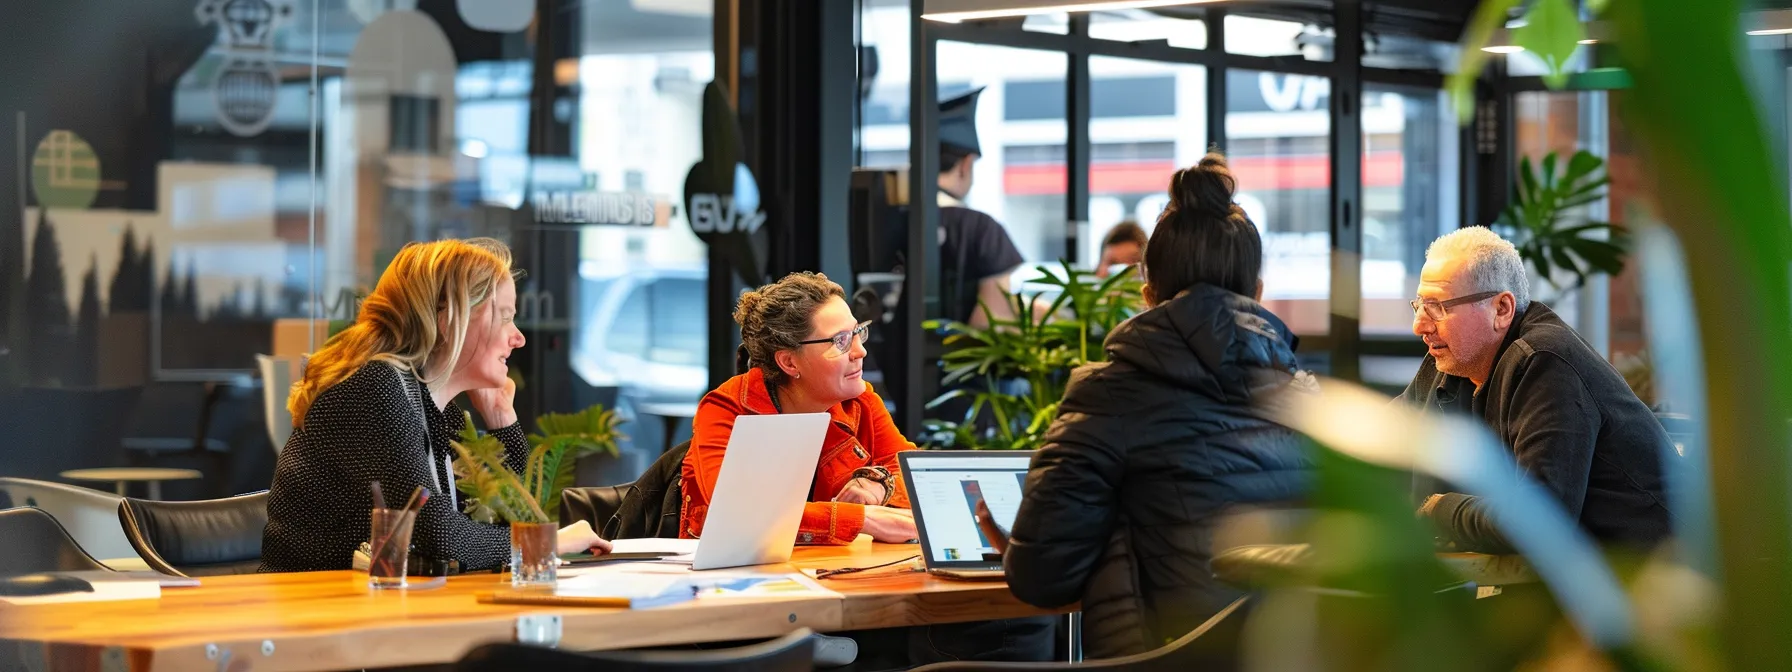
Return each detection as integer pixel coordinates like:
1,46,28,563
1207,7,1227,151
1329,0,1364,383
1067,15,1091,265
904,13,941,438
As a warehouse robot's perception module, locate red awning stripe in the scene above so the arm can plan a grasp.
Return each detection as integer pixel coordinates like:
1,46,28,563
1003,153,1407,196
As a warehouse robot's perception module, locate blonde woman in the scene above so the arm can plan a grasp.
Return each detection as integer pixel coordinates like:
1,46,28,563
259,238,610,573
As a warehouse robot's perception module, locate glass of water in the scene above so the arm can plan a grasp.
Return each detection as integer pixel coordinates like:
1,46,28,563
368,508,417,589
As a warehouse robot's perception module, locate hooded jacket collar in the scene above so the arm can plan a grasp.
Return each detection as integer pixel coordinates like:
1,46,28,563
1104,284,1301,405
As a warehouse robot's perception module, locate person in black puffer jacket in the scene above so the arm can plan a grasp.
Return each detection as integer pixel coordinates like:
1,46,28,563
1001,152,1317,660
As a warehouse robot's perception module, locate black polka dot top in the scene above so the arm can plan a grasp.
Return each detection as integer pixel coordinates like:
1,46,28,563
258,361,530,573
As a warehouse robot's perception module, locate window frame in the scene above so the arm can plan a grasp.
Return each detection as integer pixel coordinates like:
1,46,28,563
893,1,1471,404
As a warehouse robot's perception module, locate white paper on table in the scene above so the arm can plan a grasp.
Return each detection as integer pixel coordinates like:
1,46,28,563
608,538,701,555
556,562,837,598
555,572,687,595
684,570,838,599
0,580,160,605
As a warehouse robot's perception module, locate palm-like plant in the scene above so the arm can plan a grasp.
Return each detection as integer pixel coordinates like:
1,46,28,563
922,262,1144,450
452,404,624,524
1499,150,1630,290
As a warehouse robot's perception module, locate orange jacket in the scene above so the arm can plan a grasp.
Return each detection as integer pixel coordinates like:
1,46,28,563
679,368,914,544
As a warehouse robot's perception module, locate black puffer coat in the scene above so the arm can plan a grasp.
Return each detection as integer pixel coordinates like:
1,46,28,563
1003,284,1316,659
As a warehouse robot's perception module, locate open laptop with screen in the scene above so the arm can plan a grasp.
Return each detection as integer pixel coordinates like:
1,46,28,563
897,450,1036,580
691,412,831,570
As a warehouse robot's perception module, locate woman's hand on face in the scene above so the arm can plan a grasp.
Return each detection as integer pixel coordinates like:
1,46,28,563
834,478,888,505
860,506,917,543
466,376,519,429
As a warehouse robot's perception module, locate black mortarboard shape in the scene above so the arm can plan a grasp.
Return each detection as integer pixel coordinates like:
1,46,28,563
683,80,769,288
938,87,985,156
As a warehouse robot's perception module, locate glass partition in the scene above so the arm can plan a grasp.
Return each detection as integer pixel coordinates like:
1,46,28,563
1361,84,1459,337
1086,56,1207,269
1227,69,1333,335
0,0,714,494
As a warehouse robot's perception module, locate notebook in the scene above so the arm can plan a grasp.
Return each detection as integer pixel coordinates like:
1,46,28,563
476,573,698,609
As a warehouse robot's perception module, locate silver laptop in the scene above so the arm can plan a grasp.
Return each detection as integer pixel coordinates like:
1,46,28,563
898,450,1036,581
690,413,831,571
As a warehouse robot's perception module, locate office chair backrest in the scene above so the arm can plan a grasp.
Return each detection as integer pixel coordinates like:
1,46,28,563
908,598,1253,671
118,491,268,577
454,627,816,672
0,478,137,566
0,507,110,576
256,355,303,453
599,439,691,540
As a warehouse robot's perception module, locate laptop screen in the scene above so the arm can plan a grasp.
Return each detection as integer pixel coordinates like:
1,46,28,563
898,451,1034,568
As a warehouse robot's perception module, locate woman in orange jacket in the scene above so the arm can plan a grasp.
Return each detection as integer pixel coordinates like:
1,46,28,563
679,271,919,544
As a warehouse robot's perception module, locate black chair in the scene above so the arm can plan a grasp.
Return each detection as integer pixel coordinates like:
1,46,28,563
0,507,110,575
561,482,631,531
118,381,238,498
908,598,1251,672
562,439,691,540
118,490,267,577
452,627,816,672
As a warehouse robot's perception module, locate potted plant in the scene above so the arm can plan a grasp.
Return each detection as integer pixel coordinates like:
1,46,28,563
1496,149,1630,293
450,403,623,586
922,262,1145,450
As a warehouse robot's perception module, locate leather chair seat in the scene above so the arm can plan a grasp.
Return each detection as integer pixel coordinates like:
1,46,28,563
119,491,267,577
1211,543,1318,590
561,483,631,531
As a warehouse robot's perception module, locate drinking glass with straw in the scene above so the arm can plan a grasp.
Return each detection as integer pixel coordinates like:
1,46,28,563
368,483,425,589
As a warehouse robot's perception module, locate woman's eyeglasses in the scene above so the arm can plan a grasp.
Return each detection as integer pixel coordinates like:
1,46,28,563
797,321,872,356
1409,291,1501,322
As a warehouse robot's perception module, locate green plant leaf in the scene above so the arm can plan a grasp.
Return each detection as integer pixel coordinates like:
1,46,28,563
1557,192,1607,211
1507,151,1626,289
1565,149,1604,183
1445,0,1525,123
1604,1,1792,665
451,436,548,524
1540,151,1560,192
928,262,1141,450
1518,156,1540,208
925,387,972,410
1512,0,1587,89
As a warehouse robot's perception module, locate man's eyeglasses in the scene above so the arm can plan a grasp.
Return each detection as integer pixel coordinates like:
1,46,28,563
797,321,871,356
1410,291,1501,322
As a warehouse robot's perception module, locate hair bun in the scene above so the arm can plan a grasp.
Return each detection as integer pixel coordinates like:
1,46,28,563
733,290,764,331
1171,152,1241,220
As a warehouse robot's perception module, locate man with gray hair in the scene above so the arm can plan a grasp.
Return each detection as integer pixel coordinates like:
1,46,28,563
1399,226,1672,553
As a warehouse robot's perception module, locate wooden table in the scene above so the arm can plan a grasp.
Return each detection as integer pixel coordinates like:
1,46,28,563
1438,552,1538,586
58,468,202,500
0,543,1059,672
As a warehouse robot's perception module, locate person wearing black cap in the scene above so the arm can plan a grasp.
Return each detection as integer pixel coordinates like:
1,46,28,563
936,88,1028,328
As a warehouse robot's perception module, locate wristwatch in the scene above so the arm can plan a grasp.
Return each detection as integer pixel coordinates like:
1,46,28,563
850,466,894,506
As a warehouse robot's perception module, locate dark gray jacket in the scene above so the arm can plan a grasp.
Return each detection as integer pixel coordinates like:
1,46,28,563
1003,285,1315,659
1398,302,1674,553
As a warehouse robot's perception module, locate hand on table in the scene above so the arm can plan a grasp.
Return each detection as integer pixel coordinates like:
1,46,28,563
861,506,917,543
556,519,614,555
834,477,888,505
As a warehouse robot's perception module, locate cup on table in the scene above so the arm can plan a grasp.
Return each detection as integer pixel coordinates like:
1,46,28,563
368,508,417,589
